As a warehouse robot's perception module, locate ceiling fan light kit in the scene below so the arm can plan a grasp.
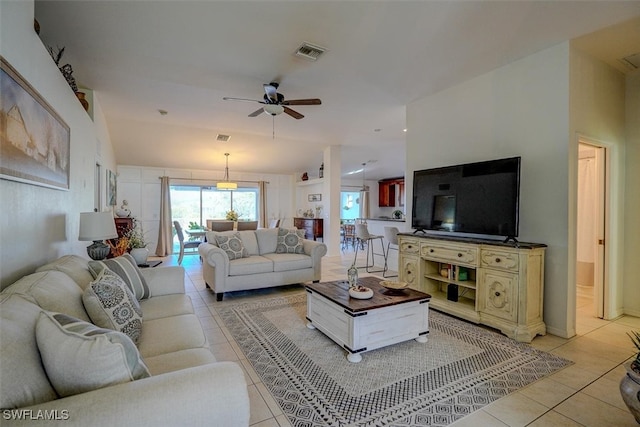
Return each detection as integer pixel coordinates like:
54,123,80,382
263,104,284,116
217,153,238,191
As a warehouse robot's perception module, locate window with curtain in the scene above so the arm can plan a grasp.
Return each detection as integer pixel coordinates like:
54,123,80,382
170,185,259,227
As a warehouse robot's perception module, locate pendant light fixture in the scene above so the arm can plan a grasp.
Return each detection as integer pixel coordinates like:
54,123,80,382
359,162,370,219
217,153,238,190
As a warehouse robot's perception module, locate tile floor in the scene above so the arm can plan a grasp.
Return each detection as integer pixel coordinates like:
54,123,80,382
153,247,638,427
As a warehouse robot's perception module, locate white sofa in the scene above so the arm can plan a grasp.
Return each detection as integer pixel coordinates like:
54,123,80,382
0,255,249,426
198,228,327,301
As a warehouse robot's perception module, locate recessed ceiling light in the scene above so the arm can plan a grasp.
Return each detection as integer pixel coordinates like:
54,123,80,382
403,128,407,132
374,128,381,132
158,109,168,116
216,134,231,142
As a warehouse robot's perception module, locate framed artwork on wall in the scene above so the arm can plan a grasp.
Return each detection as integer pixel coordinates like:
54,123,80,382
106,169,116,206
308,193,322,202
0,57,70,190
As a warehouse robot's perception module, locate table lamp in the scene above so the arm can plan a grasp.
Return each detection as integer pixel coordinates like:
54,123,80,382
79,211,118,260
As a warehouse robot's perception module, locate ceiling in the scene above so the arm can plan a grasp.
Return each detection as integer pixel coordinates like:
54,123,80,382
34,1,640,181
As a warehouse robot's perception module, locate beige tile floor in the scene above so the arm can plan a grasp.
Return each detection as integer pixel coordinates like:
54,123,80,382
154,247,638,427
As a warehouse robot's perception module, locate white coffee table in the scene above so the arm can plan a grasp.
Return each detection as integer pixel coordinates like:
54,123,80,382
305,277,431,363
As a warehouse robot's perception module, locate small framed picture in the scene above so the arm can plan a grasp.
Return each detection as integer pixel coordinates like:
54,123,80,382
308,193,322,202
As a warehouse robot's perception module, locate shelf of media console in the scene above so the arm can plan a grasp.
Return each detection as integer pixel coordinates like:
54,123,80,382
424,273,476,290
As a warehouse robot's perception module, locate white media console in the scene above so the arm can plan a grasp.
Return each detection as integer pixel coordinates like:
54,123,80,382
398,233,546,342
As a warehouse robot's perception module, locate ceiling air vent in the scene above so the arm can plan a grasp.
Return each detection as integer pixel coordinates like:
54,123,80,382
619,52,640,70
216,134,231,142
294,42,326,61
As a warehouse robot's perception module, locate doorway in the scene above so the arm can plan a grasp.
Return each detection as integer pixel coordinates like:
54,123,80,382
576,140,606,319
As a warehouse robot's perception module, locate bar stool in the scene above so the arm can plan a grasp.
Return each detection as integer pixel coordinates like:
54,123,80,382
383,226,399,278
353,223,385,273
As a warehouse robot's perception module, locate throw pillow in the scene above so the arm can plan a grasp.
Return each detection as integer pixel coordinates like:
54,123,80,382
276,228,305,254
214,232,249,260
88,253,150,300
36,311,150,398
83,268,143,344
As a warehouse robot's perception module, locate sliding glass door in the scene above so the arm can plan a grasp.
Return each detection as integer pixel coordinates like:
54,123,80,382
170,185,259,228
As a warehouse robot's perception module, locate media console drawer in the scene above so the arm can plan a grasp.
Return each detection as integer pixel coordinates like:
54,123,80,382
420,241,478,266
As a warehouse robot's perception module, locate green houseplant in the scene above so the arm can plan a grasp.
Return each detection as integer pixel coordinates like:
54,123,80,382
620,330,640,423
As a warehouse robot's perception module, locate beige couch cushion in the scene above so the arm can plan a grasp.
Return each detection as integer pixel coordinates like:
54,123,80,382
229,256,273,276
143,348,216,375
36,311,150,398
0,293,57,409
2,270,91,322
36,254,93,289
138,314,208,358
263,253,313,272
237,230,259,255
255,228,278,254
140,294,194,321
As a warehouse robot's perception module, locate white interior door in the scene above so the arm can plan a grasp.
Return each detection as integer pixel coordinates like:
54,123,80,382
593,145,606,318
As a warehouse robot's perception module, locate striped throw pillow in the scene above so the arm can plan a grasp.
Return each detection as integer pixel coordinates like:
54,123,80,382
89,253,150,299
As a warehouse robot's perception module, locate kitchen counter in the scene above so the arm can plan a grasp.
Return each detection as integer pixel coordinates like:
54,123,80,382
365,217,406,222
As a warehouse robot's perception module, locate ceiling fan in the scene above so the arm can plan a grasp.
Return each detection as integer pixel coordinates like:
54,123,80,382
223,82,321,120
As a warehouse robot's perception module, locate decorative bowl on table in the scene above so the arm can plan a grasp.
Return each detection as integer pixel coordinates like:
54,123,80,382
348,285,373,299
380,280,409,295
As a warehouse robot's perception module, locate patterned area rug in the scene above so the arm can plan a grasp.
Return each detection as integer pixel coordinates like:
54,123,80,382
218,292,571,427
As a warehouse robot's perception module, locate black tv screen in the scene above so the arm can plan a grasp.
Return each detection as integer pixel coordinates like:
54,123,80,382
412,157,521,238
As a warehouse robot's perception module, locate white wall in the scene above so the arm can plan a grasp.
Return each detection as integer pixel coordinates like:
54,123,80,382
624,73,640,317
0,1,116,289
117,165,295,254
407,43,572,336
569,46,627,319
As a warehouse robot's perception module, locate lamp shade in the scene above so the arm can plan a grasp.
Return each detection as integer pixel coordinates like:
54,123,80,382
216,181,238,190
79,212,118,241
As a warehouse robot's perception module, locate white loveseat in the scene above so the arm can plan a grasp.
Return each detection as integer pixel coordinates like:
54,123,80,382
198,228,327,301
0,255,249,426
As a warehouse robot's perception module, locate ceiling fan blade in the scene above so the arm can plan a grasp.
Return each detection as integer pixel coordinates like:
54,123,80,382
248,108,264,117
283,106,304,120
282,98,322,106
223,96,264,104
263,84,278,103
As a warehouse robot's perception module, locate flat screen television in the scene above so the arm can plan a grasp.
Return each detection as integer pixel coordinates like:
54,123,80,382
412,156,521,240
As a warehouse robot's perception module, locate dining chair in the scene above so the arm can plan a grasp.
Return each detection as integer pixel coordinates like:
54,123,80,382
382,226,399,278
353,223,385,273
236,221,258,231
209,220,235,231
268,219,281,228
173,221,201,265
341,223,356,251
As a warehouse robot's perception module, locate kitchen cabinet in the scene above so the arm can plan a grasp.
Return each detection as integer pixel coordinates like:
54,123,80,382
378,178,404,207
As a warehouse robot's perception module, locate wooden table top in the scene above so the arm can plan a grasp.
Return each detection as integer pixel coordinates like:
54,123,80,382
305,276,431,313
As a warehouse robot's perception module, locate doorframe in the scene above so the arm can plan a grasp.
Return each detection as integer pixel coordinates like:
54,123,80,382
575,134,613,320
577,139,606,318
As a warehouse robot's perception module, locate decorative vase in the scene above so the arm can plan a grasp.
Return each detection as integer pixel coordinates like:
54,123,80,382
620,361,640,423
301,172,309,181
130,248,149,266
75,91,89,111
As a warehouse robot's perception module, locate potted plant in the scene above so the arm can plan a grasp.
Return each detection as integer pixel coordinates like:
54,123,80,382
620,330,640,423
226,210,238,221
126,220,149,265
